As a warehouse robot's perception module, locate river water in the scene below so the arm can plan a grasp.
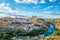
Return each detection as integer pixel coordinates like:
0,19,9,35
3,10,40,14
44,24,55,36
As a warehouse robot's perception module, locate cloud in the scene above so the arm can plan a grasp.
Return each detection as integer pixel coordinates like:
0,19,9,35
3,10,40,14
15,0,47,4
50,12,60,15
0,3,5,7
44,6,53,10
15,0,21,3
0,3,32,18
44,6,59,11
40,0,46,3
37,12,60,18
0,4,16,13
0,3,21,17
0,3,9,7
49,0,56,2
15,0,38,4
0,13,10,18
0,3,21,14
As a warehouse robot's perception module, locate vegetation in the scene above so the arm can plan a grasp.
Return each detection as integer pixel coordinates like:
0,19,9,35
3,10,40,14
15,28,45,37
0,27,47,40
11,22,20,24
28,28,45,37
0,30,15,40
52,29,60,36
34,24,40,27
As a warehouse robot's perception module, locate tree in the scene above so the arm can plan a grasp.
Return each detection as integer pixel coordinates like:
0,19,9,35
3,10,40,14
53,29,60,36
0,30,15,40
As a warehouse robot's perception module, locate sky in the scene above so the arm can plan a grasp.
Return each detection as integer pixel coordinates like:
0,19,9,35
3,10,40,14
0,0,60,18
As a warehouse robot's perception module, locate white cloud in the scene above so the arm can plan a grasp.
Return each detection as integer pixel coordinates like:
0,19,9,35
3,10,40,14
0,3,31,18
0,3,9,17
44,6,59,11
15,0,38,4
15,0,24,3
0,3,21,17
15,0,20,3
40,0,46,3
44,6,53,10
49,0,56,2
37,12,60,18
0,3,9,7
0,13,10,18
6,3,9,6
15,0,47,4
0,3,5,7
0,3,20,14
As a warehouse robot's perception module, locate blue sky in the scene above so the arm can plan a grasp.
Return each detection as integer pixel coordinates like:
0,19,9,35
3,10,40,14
0,0,60,18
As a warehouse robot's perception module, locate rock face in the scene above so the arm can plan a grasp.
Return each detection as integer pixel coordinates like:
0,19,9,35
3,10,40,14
40,36,60,40
55,19,60,30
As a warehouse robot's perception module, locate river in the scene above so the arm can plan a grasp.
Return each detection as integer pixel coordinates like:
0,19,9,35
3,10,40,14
44,24,55,36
